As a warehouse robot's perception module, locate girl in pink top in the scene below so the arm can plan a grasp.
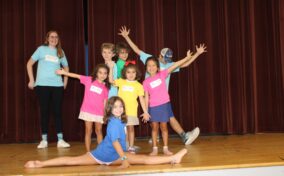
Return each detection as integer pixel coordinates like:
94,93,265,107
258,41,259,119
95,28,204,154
143,51,192,156
56,64,110,152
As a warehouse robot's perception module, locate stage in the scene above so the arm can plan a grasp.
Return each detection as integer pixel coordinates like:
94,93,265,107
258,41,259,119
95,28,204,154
0,133,283,175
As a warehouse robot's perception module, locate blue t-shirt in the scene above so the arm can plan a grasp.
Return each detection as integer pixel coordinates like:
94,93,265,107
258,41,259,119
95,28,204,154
31,45,68,87
90,117,126,162
108,63,118,98
140,51,179,90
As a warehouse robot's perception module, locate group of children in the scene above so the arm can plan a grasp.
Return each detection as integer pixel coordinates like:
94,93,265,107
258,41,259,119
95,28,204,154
25,26,206,168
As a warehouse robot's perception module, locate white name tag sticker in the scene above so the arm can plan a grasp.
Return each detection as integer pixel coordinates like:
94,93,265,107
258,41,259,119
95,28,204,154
45,55,59,63
150,79,162,88
90,85,102,94
122,85,134,92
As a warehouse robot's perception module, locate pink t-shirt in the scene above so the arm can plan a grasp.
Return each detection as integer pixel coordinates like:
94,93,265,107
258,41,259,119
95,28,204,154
80,76,109,116
143,70,170,107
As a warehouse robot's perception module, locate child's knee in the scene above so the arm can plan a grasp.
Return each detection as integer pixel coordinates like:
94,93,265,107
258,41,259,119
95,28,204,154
95,128,102,135
160,124,168,132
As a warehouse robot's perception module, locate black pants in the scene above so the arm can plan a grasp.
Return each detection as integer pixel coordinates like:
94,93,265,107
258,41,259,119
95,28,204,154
36,86,64,134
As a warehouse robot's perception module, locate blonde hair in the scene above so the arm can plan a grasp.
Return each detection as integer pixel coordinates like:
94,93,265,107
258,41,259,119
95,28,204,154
101,43,115,53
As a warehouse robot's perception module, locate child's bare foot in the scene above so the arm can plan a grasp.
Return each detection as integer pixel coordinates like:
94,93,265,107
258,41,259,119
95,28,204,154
149,146,158,156
24,160,43,168
163,146,173,155
171,148,188,164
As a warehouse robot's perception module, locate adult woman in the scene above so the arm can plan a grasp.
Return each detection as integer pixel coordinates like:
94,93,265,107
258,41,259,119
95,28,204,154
27,30,70,149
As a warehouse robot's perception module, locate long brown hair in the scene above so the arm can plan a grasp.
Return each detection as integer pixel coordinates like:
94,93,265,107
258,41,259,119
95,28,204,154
90,64,111,89
44,30,64,58
103,96,127,124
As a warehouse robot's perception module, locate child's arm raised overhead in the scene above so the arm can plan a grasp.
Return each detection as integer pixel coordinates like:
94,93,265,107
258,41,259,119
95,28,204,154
139,95,150,123
106,61,116,84
167,50,193,74
180,44,207,68
56,69,81,79
118,26,142,56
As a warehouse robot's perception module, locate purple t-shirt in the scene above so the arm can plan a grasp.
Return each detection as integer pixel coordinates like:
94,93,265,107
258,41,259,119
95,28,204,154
143,70,170,107
80,76,109,116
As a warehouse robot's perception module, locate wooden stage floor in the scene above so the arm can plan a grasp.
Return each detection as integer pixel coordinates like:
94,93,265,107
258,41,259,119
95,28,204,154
0,133,284,175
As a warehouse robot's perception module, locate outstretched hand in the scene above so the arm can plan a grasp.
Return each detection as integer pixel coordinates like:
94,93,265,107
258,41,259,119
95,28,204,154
187,50,193,58
196,44,207,54
118,26,130,38
56,69,66,75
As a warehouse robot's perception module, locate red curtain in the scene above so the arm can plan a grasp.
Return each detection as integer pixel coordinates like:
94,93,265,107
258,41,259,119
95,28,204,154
87,0,284,136
1,0,283,143
0,0,85,143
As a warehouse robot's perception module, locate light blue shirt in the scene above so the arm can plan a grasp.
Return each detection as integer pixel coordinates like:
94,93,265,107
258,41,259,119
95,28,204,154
140,51,179,90
108,63,118,98
31,46,68,87
90,117,126,162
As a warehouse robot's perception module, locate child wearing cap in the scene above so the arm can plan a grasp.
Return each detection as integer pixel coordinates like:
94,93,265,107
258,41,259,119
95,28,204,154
118,26,207,145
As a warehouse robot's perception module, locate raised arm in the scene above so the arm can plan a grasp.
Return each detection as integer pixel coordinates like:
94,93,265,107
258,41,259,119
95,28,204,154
180,44,207,68
118,26,142,56
56,69,80,79
106,61,116,84
26,58,36,90
167,50,192,73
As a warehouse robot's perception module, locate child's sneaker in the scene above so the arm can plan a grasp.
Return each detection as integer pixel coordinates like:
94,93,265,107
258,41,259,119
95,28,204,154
37,140,48,149
57,140,70,148
133,145,141,151
184,127,200,145
128,146,136,154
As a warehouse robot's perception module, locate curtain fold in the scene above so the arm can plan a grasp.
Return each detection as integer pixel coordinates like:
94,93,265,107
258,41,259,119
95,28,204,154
1,0,283,142
0,0,85,143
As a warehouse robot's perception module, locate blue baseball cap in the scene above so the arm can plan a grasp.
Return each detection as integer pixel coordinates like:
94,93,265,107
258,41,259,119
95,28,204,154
160,48,173,63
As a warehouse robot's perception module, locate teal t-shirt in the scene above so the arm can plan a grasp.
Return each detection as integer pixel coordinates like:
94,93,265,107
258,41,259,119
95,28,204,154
140,51,179,90
116,58,125,78
108,63,118,98
31,45,68,87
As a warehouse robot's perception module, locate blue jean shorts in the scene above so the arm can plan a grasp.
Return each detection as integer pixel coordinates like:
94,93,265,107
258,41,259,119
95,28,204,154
149,102,174,122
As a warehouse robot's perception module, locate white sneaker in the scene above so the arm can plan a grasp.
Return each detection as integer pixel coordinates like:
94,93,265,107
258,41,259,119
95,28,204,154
57,140,70,148
37,140,48,149
184,127,200,145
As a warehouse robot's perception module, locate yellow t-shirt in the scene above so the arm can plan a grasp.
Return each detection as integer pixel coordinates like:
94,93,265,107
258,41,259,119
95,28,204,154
115,79,144,116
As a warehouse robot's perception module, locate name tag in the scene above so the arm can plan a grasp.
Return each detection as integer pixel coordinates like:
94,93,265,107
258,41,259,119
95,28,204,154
122,85,134,92
150,79,162,88
90,85,102,94
45,55,59,63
